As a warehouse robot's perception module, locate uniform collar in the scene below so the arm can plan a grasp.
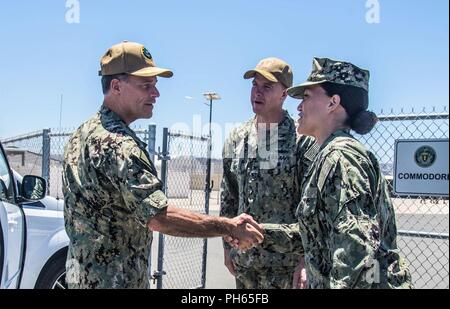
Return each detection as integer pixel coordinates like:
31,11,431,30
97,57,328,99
278,110,295,136
251,110,294,133
99,105,147,150
246,110,294,145
320,129,353,151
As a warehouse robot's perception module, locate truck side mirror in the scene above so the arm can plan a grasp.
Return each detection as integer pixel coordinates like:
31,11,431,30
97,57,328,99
21,175,47,201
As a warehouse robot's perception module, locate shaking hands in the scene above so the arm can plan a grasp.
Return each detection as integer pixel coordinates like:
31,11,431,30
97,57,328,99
225,213,264,251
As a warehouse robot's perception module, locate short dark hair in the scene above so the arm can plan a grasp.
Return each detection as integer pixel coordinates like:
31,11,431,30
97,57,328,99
321,82,377,135
101,73,128,94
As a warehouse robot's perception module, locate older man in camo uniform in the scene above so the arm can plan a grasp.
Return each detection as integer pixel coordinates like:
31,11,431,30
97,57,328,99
62,41,264,289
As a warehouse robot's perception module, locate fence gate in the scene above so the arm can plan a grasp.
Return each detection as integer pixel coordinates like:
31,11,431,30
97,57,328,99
152,128,210,289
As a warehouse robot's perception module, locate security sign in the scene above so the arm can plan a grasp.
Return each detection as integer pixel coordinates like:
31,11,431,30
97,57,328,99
394,139,449,196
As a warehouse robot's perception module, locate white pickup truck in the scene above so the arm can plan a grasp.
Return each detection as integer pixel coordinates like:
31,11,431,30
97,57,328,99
0,141,69,289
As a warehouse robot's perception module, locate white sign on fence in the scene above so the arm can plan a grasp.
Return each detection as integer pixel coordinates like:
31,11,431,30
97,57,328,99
394,139,449,196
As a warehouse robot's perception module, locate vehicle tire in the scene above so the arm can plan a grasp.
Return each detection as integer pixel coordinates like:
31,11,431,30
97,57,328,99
35,248,68,289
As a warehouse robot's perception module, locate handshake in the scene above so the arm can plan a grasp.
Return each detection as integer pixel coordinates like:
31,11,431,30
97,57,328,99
224,214,264,251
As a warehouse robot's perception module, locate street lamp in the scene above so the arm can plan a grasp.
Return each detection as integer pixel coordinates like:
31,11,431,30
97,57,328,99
202,92,221,215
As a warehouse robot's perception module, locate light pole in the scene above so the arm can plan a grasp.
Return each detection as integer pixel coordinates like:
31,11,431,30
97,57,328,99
200,92,220,288
202,92,221,215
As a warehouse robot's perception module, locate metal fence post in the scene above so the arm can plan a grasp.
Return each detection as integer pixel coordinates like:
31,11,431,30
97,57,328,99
42,129,51,194
200,135,213,288
160,128,169,194
155,127,169,289
147,124,156,164
146,124,157,286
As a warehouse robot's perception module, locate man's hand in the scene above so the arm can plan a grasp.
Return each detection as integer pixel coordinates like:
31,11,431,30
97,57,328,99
234,213,264,232
292,257,307,289
223,248,236,276
224,213,264,250
223,235,239,249
228,214,264,251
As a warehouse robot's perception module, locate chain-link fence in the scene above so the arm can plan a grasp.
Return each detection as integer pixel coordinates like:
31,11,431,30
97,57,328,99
2,107,448,289
1,129,66,198
355,107,449,289
2,130,48,182
152,129,210,289
1,125,211,289
1,126,153,199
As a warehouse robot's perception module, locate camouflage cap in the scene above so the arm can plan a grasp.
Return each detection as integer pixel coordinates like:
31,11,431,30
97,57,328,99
244,57,293,88
99,41,173,78
287,57,370,99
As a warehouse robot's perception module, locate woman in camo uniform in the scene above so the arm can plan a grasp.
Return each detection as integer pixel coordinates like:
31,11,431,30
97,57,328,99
288,57,412,289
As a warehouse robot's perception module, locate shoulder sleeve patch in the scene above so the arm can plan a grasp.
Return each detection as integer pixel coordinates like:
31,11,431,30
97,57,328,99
304,142,320,162
139,150,151,167
317,155,338,192
127,145,157,176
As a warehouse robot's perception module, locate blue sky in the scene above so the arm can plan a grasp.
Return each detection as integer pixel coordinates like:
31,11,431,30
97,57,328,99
0,0,448,157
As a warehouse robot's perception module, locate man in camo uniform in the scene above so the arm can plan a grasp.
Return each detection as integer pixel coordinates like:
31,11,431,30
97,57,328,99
220,58,318,289
62,41,264,289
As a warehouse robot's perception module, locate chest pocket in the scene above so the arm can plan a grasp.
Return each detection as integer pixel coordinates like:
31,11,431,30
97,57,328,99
297,164,319,219
259,154,295,177
276,154,295,174
276,155,296,189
